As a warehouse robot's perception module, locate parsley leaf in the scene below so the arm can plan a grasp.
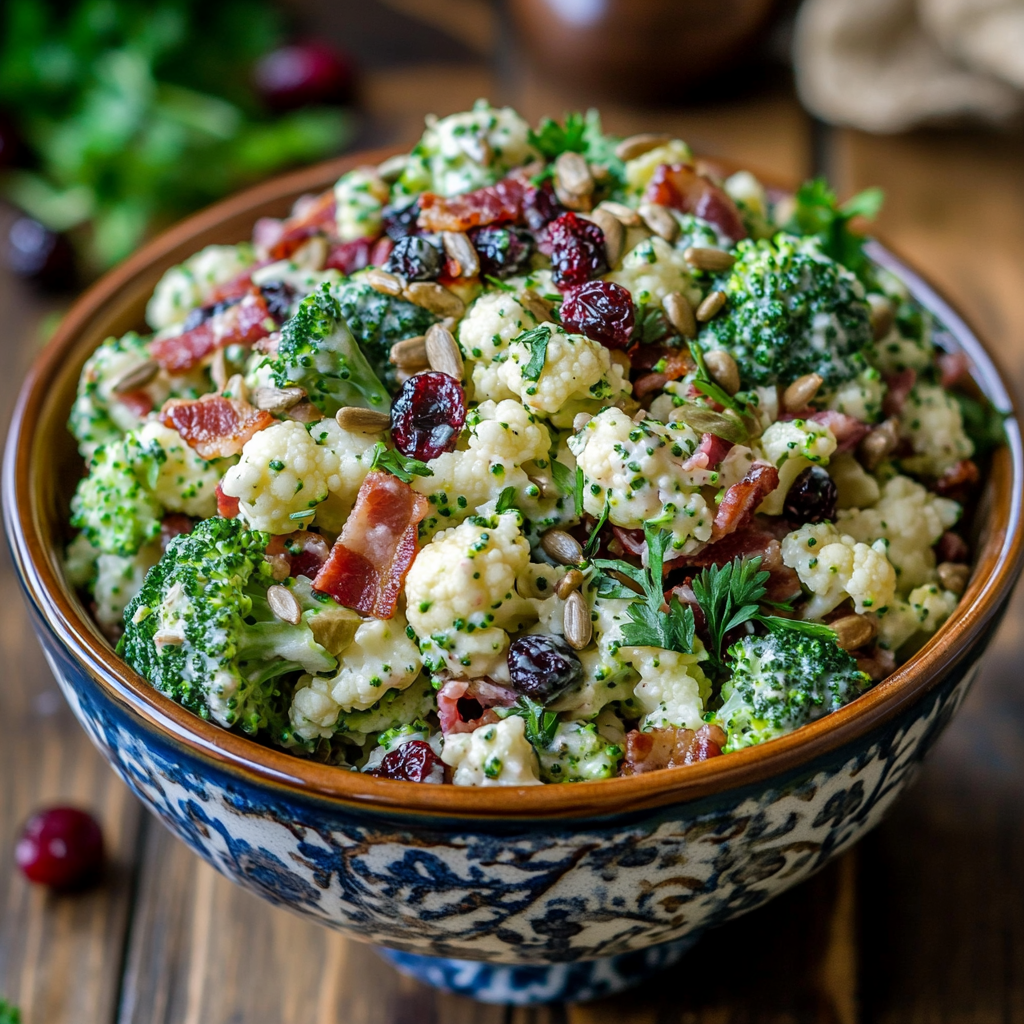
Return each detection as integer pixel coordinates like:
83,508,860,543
582,502,609,558
484,274,517,292
528,112,588,160
550,459,584,517
495,485,519,514
500,695,560,750
0,999,20,1024
517,325,551,382
368,441,434,483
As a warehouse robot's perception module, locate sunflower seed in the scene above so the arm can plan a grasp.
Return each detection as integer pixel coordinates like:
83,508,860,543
389,335,428,368
615,133,672,161
598,200,643,227
858,418,900,470
367,268,405,297
528,472,556,498
782,373,824,412
251,386,306,413
683,246,735,272
111,359,159,393
267,584,302,626
541,529,583,566
519,289,553,324
221,373,248,403
938,561,971,595
425,323,465,380
830,614,876,651
335,406,391,432
638,202,678,242
442,231,480,278
663,291,697,339
555,569,586,600
563,590,592,650
695,290,726,322
587,208,625,267
554,152,595,211
703,350,740,395
404,281,465,318
868,294,895,341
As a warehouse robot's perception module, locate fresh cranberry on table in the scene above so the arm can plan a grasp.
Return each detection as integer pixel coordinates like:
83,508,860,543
15,807,104,890
470,225,533,279
366,741,445,783
507,634,584,704
5,217,76,290
560,280,635,349
390,371,467,461
384,235,443,281
784,465,838,524
254,42,354,111
547,212,608,289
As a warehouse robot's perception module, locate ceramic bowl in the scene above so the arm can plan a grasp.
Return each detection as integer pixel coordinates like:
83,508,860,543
5,153,1023,1006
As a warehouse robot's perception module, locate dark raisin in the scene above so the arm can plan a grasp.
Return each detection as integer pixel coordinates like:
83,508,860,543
259,281,297,323
5,217,75,290
382,200,421,241
390,371,467,461
507,634,584,704
784,466,838,524
385,235,443,281
522,181,565,231
548,212,608,289
560,281,635,349
181,295,243,332
470,225,533,279
254,42,354,111
366,741,445,783
16,807,104,890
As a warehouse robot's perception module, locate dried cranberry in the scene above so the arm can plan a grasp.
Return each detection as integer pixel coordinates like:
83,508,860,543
390,371,467,461
522,181,565,231
5,217,75,290
384,235,443,281
470,225,533,279
366,741,445,783
548,212,608,289
507,634,584,704
382,200,421,241
16,807,104,890
560,281,635,349
784,466,838,524
254,42,354,111
258,281,297,323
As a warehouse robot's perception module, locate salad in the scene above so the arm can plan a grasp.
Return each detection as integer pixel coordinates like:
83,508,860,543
63,102,996,786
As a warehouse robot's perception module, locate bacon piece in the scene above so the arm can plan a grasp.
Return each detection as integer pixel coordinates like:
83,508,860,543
934,458,980,499
150,288,274,373
630,348,693,397
809,409,870,453
266,531,332,581
160,514,194,551
207,269,258,305
938,351,971,389
325,235,394,275
312,471,430,619
711,463,779,541
116,389,153,418
621,724,726,775
882,368,916,418
264,188,337,261
417,175,530,233
936,530,969,563
611,526,646,558
682,432,734,472
161,394,273,460
437,678,517,735
216,482,240,519
643,164,747,242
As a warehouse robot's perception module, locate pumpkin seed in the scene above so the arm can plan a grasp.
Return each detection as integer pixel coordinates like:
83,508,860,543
267,584,302,626
425,323,465,380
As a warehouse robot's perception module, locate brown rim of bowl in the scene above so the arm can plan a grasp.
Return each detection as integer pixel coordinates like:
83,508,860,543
5,150,1023,822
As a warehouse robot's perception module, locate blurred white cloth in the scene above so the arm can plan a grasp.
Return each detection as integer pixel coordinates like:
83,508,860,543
794,0,1024,131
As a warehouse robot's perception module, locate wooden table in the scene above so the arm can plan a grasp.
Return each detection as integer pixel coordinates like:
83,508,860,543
3,5,1024,1020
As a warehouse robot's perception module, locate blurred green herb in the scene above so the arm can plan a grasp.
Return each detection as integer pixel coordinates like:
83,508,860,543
954,391,1007,458
0,998,20,1024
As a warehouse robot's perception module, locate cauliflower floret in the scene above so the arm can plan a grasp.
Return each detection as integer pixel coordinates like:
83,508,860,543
441,716,542,786
333,166,390,242
305,417,378,530
899,384,974,477
569,407,715,553
405,512,537,679
871,324,934,375
93,544,162,629
136,421,223,518
146,243,255,330
460,287,546,371
622,645,710,731
838,474,960,592
624,139,692,194
782,522,897,619
604,235,702,310
221,420,341,534
538,720,623,783
492,323,630,426
877,584,959,652
756,417,837,516
829,452,881,510
823,368,885,423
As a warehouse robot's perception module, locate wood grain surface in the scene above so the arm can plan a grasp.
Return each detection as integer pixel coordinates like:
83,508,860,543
2,4,1022,1021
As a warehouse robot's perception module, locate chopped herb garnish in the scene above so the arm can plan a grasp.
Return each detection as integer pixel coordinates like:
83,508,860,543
516,325,551,382
368,441,434,483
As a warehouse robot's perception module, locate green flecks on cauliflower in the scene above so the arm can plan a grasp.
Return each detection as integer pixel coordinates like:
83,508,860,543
623,139,691,194
781,522,897,619
898,384,974,477
460,280,548,376
568,408,716,553
871,322,934,375
94,544,162,629
441,716,542,786
221,420,342,534
755,417,837,515
538,720,623,783
397,100,537,198
838,474,960,592
604,235,702,310
829,452,881,510
877,584,959,652
488,323,630,427
622,645,710,731
333,166,390,242
303,417,379,531
822,367,885,423
405,512,537,680
137,421,223,518
146,243,255,330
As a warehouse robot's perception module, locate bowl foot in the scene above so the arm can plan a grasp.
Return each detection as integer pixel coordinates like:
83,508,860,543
376,933,701,1005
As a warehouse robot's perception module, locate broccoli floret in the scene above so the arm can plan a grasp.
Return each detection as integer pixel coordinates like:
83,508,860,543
264,283,390,417
698,234,874,389
715,632,871,752
70,434,166,556
118,517,337,742
332,280,438,388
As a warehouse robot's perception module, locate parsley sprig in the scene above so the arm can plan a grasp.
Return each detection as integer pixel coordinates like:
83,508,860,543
499,695,559,750
516,325,551,382
550,458,584,517
368,442,433,484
